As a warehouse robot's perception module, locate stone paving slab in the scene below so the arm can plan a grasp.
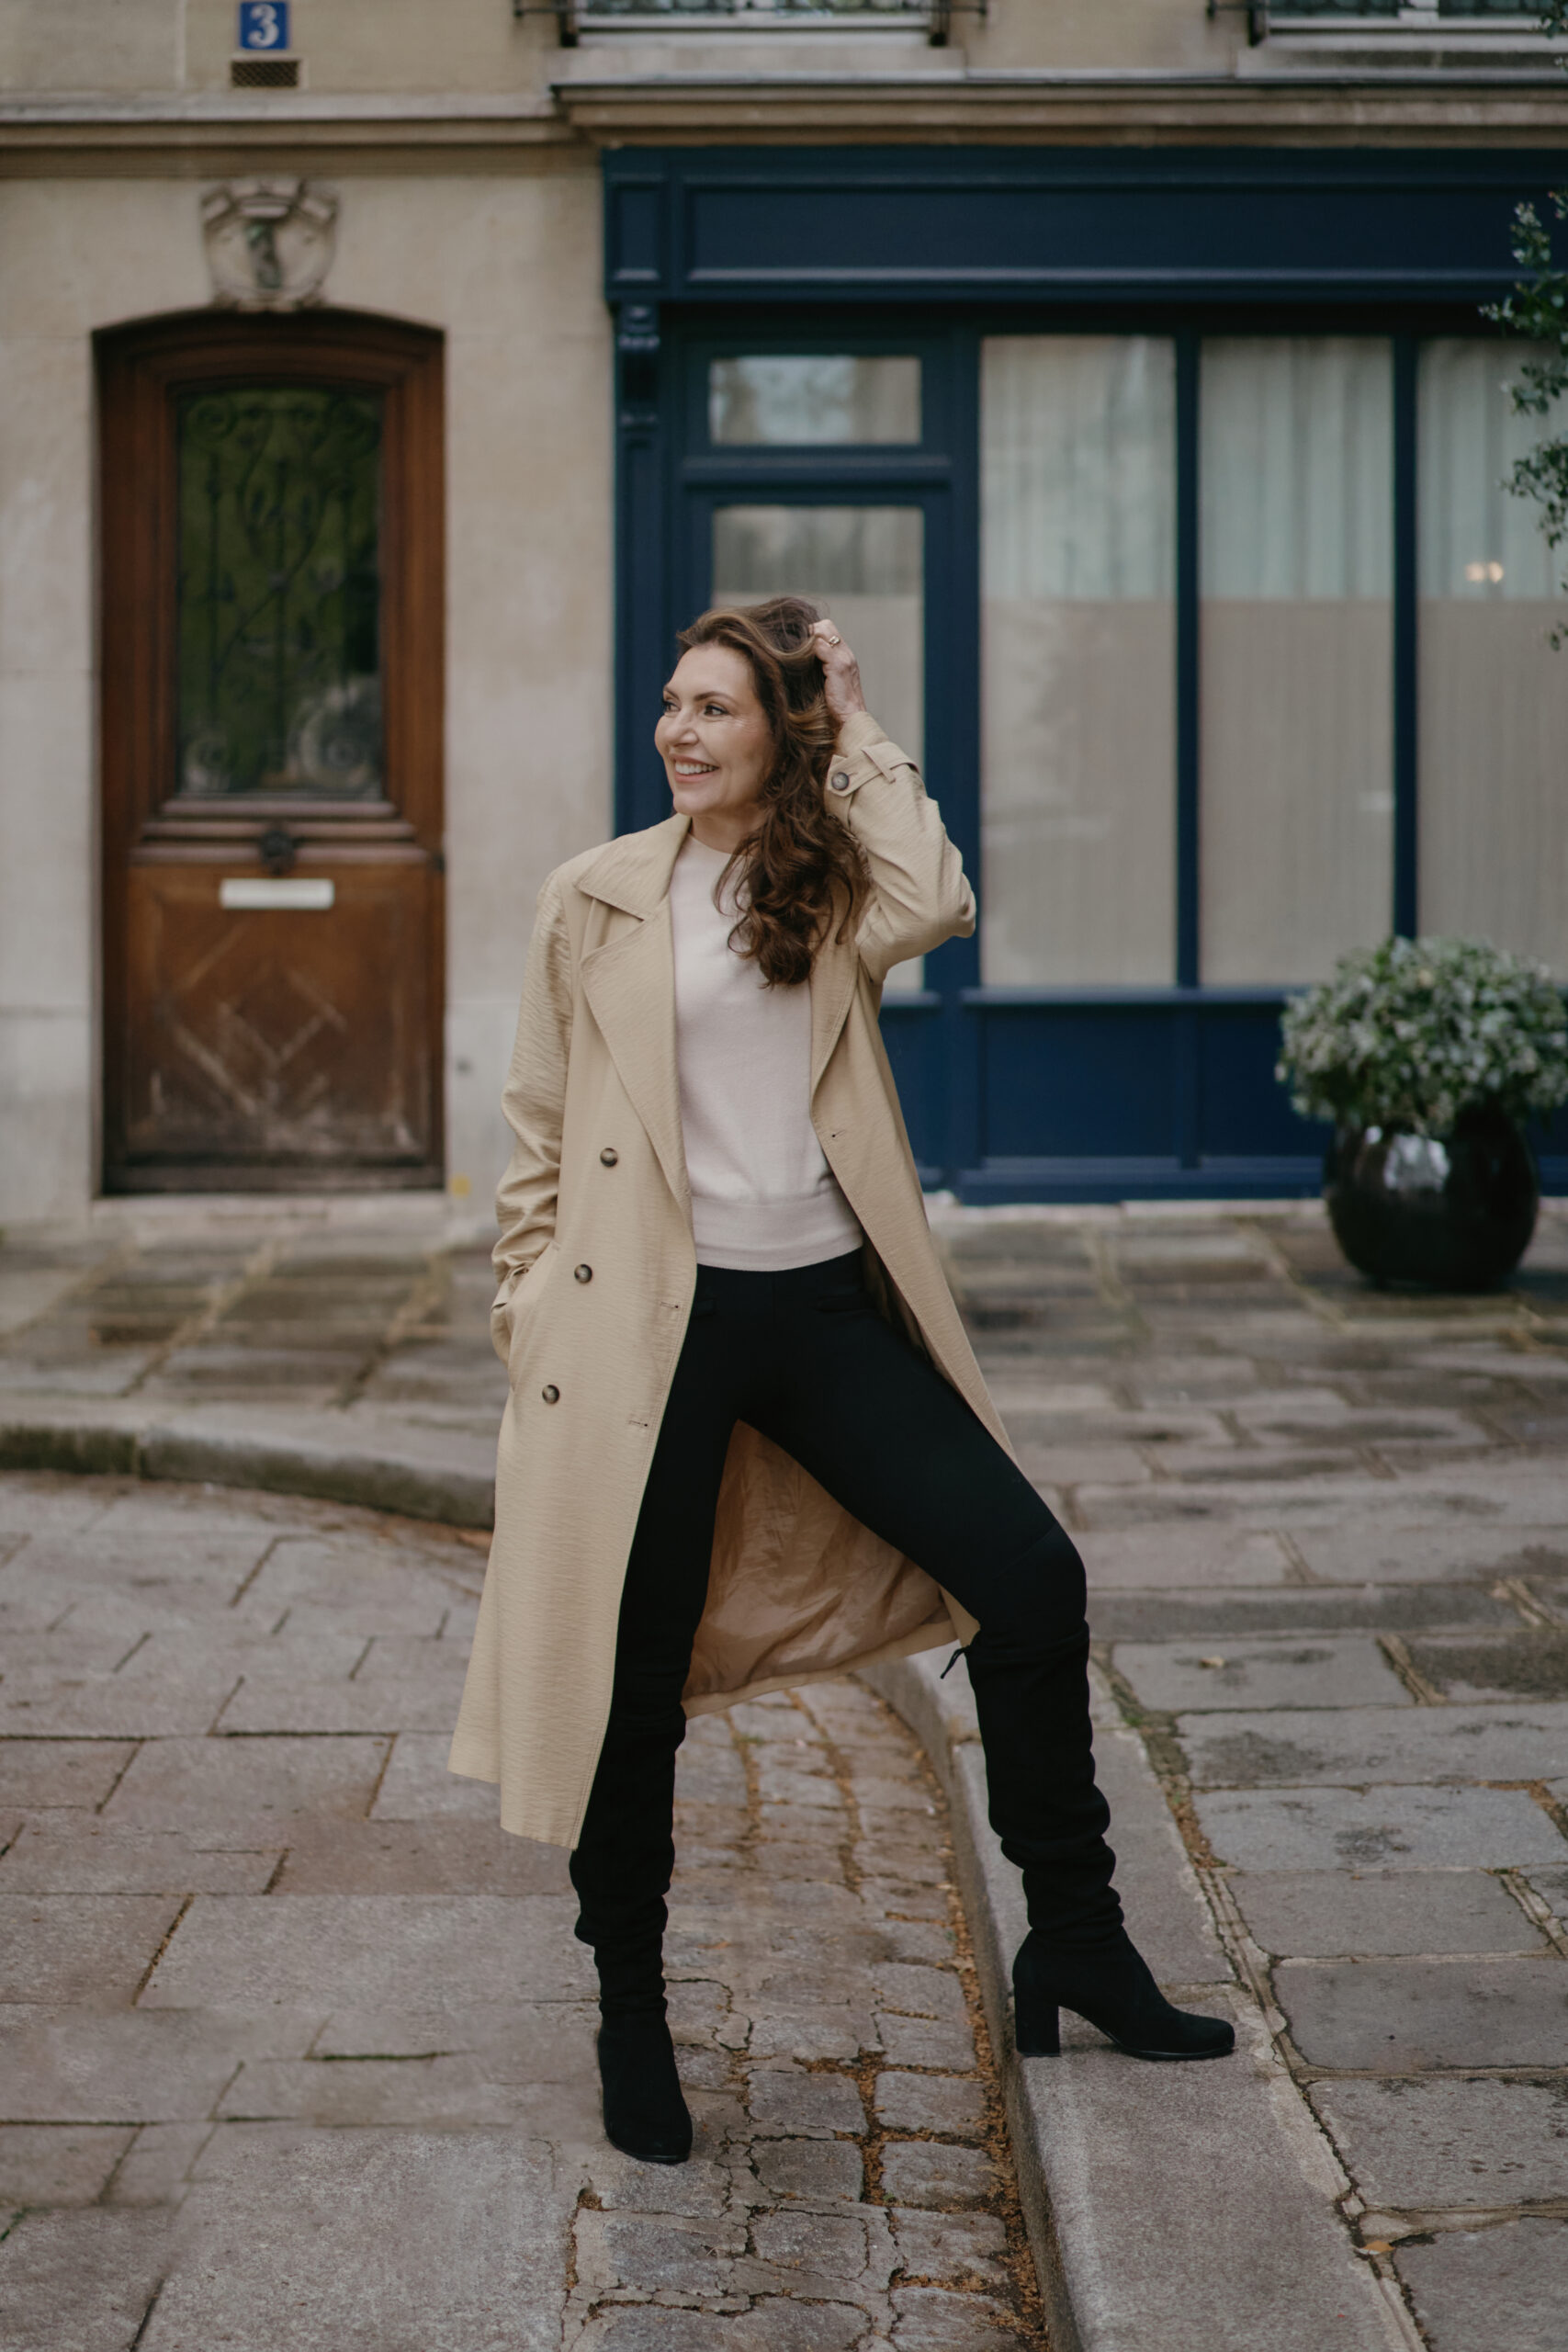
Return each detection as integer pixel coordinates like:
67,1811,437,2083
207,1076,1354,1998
1113,1635,1413,1713
1179,1702,1568,1789
1196,1782,1568,1874
1229,1870,1551,1959
1396,2218,1568,2352
1310,2076,1568,2209
1276,1955,1568,2071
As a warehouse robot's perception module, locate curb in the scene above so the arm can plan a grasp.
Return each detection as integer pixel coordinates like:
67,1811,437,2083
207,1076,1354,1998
0,1406,495,1530
864,1649,1414,2352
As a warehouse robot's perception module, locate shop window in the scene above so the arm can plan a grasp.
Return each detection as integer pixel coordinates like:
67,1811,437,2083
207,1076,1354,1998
709,355,920,446
1199,339,1394,984
1418,339,1568,971
979,336,1178,988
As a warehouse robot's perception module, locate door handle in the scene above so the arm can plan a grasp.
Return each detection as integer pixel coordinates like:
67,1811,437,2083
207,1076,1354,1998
258,827,299,876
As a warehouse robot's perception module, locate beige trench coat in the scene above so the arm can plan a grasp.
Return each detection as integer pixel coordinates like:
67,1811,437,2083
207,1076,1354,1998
448,711,1015,1846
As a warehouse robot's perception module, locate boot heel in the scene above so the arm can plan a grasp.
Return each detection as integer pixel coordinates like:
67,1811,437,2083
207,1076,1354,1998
1014,1993,1060,2058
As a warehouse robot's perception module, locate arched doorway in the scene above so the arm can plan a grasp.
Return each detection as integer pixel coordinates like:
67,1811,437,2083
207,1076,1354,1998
97,310,445,1192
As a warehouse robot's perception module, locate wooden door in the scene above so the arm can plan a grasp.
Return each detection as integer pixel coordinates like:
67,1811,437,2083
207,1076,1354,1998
98,311,445,1192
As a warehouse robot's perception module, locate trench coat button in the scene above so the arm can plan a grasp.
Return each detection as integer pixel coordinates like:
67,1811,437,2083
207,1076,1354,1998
574,1263,592,1283
829,771,852,794
541,1384,559,1404
600,1147,618,1167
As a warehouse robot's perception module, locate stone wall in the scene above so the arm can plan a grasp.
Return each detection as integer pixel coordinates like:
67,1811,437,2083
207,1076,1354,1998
0,161,610,1219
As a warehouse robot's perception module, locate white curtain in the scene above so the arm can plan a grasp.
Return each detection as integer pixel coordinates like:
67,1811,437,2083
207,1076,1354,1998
980,336,1178,987
1418,340,1568,974
1200,338,1394,985
709,356,920,447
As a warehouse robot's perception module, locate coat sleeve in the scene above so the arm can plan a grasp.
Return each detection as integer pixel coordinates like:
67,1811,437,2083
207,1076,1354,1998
491,872,574,1360
828,709,976,987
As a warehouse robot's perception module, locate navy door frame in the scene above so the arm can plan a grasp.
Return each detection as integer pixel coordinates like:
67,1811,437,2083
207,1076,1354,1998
607,148,1568,1199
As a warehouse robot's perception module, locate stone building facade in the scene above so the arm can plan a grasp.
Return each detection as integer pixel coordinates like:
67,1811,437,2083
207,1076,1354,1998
2,2,1566,1220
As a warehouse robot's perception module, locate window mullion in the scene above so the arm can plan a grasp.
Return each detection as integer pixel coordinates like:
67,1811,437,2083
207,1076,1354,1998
1175,332,1201,992
1393,334,1419,938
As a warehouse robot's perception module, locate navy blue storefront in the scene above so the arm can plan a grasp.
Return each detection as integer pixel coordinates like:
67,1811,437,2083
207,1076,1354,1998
604,148,1568,1201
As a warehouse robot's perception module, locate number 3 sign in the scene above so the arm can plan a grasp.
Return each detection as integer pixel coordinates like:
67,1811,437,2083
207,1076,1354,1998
237,3,290,50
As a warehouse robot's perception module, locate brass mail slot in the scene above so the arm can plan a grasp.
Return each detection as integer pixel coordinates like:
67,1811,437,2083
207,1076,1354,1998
220,877,336,911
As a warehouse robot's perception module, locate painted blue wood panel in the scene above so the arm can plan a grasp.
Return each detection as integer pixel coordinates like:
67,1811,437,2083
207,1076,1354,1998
608,148,1567,308
978,1003,1181,1160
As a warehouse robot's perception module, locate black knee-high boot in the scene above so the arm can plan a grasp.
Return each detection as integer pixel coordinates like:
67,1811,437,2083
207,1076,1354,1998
966,1533,1234,2064
570,1687,694,2163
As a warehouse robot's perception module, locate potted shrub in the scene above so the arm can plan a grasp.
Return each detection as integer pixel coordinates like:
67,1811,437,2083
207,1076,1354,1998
1277,936,1568,1291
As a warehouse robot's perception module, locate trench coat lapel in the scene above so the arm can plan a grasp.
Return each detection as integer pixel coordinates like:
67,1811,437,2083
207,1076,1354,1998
809,922,861,1099
579,819,691,1214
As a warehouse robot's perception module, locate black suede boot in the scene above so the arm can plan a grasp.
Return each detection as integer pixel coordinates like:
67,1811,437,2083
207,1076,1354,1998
1013,1927,1235,2062
596,2008,693,2165
569,1670,695,2165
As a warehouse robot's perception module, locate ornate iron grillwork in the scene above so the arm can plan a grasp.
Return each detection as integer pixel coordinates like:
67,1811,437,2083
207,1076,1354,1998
1264,3,1540,16
175,388,384,800
521,0,974,36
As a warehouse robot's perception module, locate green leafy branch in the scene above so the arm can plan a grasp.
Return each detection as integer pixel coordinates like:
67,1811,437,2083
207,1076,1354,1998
1480,7,1568,640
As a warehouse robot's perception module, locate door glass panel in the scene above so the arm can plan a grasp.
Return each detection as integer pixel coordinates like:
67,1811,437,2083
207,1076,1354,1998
980,335,1177,986
1200,339,1394,984
1418,339,1568,971
175,387,384,801
712,503,925,989
709,356,920,447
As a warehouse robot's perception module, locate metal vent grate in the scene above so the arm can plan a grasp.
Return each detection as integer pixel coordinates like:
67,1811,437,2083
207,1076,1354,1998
231,56,300,86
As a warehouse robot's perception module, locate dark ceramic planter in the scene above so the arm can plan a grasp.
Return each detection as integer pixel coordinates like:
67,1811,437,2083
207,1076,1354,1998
1324,1103,1540,1293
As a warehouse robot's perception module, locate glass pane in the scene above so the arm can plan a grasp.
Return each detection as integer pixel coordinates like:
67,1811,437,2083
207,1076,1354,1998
175,387,383,800
1418,339,1568,972
709,356,920,447
712,503,925,989
1200,339,1393,984
980,335,1177,987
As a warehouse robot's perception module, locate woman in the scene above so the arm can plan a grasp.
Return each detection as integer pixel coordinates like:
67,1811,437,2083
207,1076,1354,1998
450,596,1233,2166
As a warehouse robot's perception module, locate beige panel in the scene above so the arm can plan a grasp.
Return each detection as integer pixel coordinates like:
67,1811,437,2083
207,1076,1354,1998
0,0,178,91
970,0,1236,72
1420,602,1568,972
1201,604,1393,987
981,600,1176,988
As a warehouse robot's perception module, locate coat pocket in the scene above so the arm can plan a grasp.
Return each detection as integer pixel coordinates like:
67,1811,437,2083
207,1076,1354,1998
502,1243,561,1382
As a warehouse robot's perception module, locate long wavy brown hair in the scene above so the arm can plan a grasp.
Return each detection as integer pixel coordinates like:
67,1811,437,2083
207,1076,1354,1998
675,595,869,989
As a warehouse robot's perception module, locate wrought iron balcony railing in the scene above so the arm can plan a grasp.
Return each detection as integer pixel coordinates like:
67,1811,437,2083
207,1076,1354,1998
1211,1,1559,43
522,0,975,40
1268,2,1543,16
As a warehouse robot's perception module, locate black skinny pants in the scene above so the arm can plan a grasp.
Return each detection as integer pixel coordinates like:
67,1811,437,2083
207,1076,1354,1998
570,1252,1121,2011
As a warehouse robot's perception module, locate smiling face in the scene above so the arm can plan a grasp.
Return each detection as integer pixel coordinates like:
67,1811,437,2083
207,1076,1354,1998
655,643,775,853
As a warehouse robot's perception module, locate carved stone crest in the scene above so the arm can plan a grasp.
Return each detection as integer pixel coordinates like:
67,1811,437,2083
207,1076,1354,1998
202,178,337,311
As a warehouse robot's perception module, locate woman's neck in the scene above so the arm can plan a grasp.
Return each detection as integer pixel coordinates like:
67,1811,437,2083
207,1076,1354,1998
688,809,757,855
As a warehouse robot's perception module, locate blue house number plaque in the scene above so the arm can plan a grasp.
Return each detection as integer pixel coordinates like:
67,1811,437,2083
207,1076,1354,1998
237,2,290,50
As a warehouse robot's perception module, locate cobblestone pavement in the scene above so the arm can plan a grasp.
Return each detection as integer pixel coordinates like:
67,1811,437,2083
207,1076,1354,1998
5,1198,1568,2347
0,1472,1042,2351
